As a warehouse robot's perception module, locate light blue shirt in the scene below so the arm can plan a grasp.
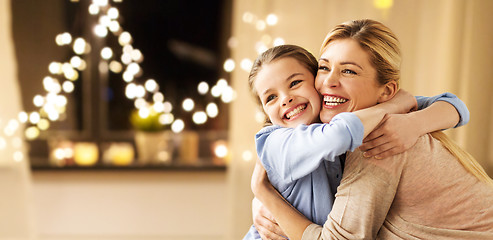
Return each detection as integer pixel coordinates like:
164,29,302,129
416,93,469,128
243,93,469,240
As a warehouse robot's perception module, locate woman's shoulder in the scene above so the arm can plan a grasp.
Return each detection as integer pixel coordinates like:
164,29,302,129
347,134,439,162
344,134,437,180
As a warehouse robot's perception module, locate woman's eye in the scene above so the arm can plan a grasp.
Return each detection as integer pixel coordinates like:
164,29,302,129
266,94,276,103
290,80,302,88
342,69,356,74
318,66,330,71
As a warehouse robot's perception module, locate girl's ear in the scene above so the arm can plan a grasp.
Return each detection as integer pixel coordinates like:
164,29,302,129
377,81,398,103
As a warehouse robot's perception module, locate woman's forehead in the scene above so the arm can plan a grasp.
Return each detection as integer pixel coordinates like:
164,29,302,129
320,39,370,64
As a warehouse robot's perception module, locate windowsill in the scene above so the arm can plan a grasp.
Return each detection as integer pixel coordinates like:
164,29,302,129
29,157,227,172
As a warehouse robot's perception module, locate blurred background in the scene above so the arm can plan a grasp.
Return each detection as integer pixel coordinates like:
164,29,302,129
1,0,492,239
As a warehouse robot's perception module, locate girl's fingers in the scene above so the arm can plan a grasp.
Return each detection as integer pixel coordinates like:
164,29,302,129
363,129,383,143
363,142,394,158
360,134,386,152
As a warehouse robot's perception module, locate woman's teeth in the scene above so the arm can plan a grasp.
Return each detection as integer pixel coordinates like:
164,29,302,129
324,96,348,106
285,104,306,119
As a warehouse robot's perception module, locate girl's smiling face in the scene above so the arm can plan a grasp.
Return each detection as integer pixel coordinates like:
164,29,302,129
316,38,386,123
254,57,321,128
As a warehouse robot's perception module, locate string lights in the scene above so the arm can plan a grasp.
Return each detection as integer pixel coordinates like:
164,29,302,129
1,0,287,165
13,0,239,143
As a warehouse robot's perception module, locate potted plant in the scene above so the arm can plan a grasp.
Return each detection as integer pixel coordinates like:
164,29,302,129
130,109,174,165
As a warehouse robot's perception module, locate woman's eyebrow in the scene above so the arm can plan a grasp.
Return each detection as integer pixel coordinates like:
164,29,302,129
319,58,364,70
340,61,363,70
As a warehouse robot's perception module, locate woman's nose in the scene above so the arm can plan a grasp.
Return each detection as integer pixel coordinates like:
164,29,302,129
318,72,340,90
325,73,340,87
282,97,294,106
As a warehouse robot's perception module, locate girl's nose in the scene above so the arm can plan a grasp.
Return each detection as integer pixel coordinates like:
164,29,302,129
282,97,294,106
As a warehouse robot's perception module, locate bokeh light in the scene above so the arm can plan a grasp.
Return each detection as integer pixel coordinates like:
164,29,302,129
171,119,185,133
197,81,209,95
192,111,207,124
182,98,194,112
206,103,218,118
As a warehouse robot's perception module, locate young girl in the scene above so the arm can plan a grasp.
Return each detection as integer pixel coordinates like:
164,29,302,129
243,44,469,239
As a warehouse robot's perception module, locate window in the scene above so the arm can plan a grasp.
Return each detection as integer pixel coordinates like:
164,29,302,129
12,0,232,170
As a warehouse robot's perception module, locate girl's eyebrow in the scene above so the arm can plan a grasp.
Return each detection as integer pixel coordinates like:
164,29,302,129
261,73,304,96
285,73,303,81
319,58,364,70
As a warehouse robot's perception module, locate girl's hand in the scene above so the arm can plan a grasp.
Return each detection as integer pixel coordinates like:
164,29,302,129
360,113,420,159
252,197,288,240
387,89,417,114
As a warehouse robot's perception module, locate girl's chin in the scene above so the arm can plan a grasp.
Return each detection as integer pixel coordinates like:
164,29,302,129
285,117,311,127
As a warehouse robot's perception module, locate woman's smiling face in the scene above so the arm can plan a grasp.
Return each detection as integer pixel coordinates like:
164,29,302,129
316,38,386,123
254,57,321,128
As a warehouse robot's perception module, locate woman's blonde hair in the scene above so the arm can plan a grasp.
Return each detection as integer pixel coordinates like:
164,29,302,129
323,19,493,186
321,19,401,88
248,45,318,124
431,131,493,186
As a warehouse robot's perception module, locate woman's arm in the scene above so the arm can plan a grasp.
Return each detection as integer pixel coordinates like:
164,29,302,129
360,92,469,158
251,161,313,240
253,150,401,240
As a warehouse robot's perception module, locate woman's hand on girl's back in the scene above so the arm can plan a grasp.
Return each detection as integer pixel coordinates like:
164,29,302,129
252,197,288,240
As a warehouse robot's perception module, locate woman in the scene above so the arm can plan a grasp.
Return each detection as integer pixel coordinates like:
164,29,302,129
252,19,493,239
243,44,468,240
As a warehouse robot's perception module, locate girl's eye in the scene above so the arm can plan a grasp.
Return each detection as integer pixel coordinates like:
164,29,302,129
266,94,276,103
290,80,302,88
342,69,356,74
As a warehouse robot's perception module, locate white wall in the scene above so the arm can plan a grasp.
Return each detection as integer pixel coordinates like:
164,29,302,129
32,171,227,240
0,0,37,239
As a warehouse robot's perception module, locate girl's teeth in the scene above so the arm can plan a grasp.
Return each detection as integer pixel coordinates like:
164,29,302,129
286,105,306,119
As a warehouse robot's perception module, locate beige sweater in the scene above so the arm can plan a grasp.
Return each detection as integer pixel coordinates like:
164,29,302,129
302,134,493,239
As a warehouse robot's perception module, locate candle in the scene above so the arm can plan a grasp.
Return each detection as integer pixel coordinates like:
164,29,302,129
106,142,134,166
178,131,199,165
74,142,99,166
211,140,229,165
49,140,74,167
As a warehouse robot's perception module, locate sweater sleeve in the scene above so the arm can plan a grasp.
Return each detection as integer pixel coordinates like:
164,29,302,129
255,112,364,184
301,150,402,240
415,92,469,127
